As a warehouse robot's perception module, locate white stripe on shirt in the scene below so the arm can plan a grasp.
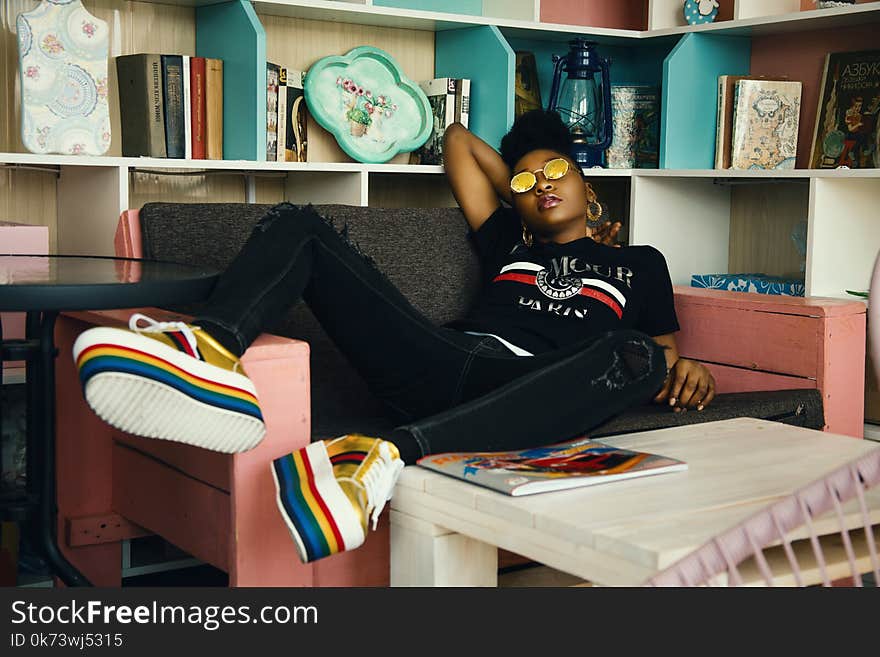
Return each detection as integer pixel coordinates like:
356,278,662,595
463,331,534,357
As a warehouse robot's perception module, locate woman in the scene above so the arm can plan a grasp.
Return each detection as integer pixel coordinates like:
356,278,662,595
73,110,715,563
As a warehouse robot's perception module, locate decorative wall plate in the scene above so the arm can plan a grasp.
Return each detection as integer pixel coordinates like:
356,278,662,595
17,0,111,156
683,0,719,26
304,46,432,163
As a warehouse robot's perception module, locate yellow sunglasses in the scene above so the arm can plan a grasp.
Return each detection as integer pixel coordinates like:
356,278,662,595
509,158,570,194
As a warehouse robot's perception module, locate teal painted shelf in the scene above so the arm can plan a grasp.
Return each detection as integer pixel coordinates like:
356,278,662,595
435,26,514,151
373,0,482,16
660,33,750,169
187,4,754,169
196,0,267,161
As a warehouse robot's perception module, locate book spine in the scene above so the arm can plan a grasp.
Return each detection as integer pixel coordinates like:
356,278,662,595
277,67,287,163
809,54,833,169
285,70,307,162
182,55,192,159
116,54,151,157
161,54,185,159
714,75,725,169
730,81,745,169
454,77,463,124
605,86,638,169
721,76,744,170
459,78,470,129
147,54,167,157
205,58,223,160
190,57,207,160
266,62,280,161
445,78,457,130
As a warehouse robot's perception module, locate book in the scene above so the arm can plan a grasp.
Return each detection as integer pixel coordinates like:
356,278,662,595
809,49,880,169
205,58,223,160
605,85,660,168
284,69,308,162
161,55,185,159
190,57,207,159
266,62,280,161
411,77,457,165
459,78,471,129
715,74,750,169
715,75,791,169
115,53,166,157
514,51,542,119
417,437,687,497
277,67,288,163
730,78,802,170
182,55,192,159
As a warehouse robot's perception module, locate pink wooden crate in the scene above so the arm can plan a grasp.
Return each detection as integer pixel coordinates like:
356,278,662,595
674,286,866,438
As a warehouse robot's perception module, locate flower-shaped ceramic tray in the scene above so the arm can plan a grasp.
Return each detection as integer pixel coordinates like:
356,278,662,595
304,46,432,163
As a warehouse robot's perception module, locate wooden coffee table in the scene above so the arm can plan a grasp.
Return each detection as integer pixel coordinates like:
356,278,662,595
389,418,880,586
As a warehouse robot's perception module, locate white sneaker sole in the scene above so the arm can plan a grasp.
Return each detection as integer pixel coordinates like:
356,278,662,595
271,441,366,563
74,326,265,453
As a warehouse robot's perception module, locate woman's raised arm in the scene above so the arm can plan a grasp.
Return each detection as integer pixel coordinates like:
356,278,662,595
442,123,512,232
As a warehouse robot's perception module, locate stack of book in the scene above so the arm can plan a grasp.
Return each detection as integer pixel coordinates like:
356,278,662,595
714,75,802,170
266,63,309,162
116,54,224,159
409,77,471,165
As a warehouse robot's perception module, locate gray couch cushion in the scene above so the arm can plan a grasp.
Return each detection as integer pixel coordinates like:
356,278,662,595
140,202,482,436
138,202,825,440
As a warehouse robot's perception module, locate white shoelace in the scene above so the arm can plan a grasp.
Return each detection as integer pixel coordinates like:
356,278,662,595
360,441,405,530
129,312,201,357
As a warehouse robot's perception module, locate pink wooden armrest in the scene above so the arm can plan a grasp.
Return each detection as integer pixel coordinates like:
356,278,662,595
115,209,142,258
56,308,316,585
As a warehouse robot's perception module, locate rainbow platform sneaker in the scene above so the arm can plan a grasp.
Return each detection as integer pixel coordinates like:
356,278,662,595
73,313,265,453
271,435,404,563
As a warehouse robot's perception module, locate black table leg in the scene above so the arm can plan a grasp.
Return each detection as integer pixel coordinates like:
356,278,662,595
28,311,91,587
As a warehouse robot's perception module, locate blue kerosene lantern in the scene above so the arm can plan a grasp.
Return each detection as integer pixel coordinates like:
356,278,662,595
548,39,613,168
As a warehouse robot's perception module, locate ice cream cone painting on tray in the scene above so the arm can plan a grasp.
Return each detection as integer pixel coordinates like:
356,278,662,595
304,46,432,164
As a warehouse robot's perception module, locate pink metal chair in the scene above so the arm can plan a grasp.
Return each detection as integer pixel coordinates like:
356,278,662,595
645,447,880,587
647,253,880,588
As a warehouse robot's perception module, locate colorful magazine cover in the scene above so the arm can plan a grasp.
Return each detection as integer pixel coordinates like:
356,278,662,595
417,437,687,496
810,49,880,169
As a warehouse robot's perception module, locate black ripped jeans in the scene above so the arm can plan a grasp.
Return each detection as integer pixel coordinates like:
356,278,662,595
196,203,667,464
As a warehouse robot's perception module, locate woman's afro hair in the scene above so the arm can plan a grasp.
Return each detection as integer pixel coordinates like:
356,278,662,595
499,109,575,171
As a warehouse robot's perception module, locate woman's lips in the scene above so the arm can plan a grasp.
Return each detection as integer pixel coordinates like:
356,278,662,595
538,194,562,211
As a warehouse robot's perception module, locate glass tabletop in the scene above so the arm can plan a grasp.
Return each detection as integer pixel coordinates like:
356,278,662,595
0,254,218,312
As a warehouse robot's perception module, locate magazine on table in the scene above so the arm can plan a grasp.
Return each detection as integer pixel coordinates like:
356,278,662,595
416,436,687,496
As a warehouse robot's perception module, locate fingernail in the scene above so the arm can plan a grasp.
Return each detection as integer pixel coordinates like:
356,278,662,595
669,398,676,406
697,404,704,411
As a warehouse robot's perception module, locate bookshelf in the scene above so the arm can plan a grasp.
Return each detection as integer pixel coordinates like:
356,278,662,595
0,0,878,296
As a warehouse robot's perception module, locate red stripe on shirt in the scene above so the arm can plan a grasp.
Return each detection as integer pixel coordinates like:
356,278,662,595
579,287,623,319
493,272,537,286
494,272,623,319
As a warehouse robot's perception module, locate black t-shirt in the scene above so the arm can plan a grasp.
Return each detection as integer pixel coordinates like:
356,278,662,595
448,206,680,355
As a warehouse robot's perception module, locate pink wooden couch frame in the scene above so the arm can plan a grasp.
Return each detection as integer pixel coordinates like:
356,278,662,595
51,210,867,586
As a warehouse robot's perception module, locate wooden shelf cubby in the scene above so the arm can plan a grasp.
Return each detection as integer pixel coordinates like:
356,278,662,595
0,0,877,298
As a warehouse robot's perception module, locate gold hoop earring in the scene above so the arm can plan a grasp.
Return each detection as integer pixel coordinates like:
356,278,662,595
522,224,533,247
584,181,603,225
